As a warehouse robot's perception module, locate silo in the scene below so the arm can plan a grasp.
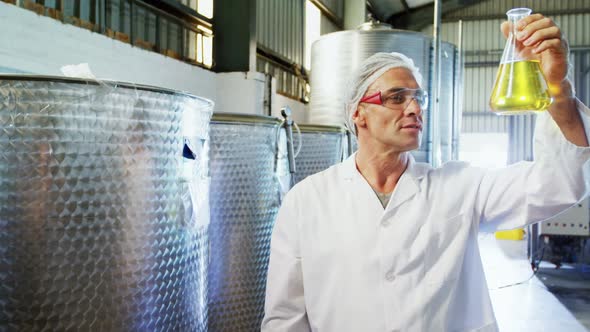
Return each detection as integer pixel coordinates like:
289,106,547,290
0,75,212,331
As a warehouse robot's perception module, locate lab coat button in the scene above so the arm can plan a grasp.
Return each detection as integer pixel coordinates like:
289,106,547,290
381,220,390,227
385,270,395,281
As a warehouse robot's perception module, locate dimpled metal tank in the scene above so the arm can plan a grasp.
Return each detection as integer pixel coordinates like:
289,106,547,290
207,114,289,332
291,124,346,185
0,76,212,331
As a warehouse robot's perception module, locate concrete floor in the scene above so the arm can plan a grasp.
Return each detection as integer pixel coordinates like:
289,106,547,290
479,233,590,332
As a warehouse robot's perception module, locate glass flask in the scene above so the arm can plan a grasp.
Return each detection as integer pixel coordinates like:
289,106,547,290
489,8,553,115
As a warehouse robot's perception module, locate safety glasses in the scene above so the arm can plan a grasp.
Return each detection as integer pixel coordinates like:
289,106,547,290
360,88,428,111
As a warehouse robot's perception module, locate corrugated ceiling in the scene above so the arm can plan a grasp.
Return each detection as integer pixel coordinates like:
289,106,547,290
368,0,485,30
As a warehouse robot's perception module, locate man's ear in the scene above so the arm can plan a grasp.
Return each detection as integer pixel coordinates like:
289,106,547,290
352,106,366,129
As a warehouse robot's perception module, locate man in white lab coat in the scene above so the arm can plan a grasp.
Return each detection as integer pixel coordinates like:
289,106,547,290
262,14,590,332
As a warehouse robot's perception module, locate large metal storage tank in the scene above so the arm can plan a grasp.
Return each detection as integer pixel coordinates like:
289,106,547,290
310,22,460,164
207,114,289,331
0,76,213,331
292,124,347,185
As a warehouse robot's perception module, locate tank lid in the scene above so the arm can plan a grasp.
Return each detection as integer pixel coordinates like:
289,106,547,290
357,18,393,31
211,112,282,125
298,123,347,133
0,74,214,108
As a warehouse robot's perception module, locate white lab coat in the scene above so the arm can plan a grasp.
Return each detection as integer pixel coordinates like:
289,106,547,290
261,101,590,332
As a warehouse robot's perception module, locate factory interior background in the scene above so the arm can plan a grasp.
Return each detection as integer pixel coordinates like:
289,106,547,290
1,0,589,331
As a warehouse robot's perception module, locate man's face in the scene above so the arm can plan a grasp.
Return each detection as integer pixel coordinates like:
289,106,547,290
353,68,424,152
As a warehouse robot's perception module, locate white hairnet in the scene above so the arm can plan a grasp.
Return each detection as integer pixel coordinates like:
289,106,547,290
344,52,423,136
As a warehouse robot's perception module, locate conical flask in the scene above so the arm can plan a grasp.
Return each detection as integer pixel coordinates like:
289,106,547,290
489,8,553,115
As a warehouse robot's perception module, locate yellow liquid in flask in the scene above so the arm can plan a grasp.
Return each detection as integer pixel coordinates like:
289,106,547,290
489,60,553,114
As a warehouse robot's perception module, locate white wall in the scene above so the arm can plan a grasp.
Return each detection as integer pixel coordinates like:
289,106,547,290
215,71,266,115
272,93,308,124
0,2,308,118
0,2,217,101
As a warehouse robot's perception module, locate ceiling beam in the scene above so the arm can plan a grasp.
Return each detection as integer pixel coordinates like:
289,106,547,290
387,0,485,31
309,0,344,29
400,0,411,12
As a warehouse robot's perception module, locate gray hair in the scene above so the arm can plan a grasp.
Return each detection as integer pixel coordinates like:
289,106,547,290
344,52,423,136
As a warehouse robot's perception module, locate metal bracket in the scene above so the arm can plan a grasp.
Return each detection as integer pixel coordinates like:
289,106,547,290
281,106,296,174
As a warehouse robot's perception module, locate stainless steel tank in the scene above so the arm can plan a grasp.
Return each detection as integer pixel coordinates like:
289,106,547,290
310,21,460,164
292,124,346,185
208,113,289,331
345,130,359,156
0,75,213,331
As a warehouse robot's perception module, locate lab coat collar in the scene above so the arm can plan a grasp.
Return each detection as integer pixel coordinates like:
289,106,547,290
341,152,429,182
341,152,430,211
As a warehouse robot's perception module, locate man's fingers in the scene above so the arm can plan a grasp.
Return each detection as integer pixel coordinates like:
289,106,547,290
515,13,545,30
501,21,511,39
522,26,561,47
517,17,560,42
501,15,560,44
533,38,566,54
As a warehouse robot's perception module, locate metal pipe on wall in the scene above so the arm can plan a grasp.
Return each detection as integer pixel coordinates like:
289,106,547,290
452,19,463,161
431,0,442,167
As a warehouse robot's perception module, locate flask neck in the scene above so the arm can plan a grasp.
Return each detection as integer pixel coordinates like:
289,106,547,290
507,13,530,22
506,8,532,25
